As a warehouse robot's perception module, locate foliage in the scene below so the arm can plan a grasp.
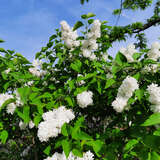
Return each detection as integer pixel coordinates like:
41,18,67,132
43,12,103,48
0,12,160,160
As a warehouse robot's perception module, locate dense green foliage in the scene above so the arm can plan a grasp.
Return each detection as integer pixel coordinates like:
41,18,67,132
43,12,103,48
0,12,160,160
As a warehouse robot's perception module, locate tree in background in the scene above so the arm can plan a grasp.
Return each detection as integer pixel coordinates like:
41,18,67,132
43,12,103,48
81,0,160,49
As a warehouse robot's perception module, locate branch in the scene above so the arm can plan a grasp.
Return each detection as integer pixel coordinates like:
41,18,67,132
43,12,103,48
132,17,160,33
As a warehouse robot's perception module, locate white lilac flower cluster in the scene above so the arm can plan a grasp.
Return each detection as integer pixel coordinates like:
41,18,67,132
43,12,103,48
142,64,158,73
29,59,47,77
147,83,160,112
112,76,139,112
77,91,93,108
44,151,94,160
147,42,160,61
60,21,79,49
37,106,75,142
0,93,15,114
82,20,101,60
119,44,137,62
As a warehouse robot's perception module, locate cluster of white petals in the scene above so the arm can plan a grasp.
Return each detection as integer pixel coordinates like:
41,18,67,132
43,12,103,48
147,42,160,61
147,83,160,112
119,44,137,62
77,91,93,108
142,64,158,73
44,151,94,160
0,93,16,114
82,20,101,60
37,106,75,142
112,76,139,112
29,59,47,77
60,21,79,49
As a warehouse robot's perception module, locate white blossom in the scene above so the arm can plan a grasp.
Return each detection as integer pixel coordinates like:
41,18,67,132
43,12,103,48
147,83,160,106
142,64,158,73
150,104,160,113
81,19,101,60
38,106,75,142
0,93,17,115
147,41,160,61
117,76,139,98
44,151,94,160
112,76,139,112
119,44,137,62
29,59,47,77
77,91,93,108
7,103,16,115
60,21,79,49
29,120,35,129
19,121,27,130
112,97,128,113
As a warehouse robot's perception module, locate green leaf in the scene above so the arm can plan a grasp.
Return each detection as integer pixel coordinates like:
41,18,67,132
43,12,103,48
86,140,103,156
135,89,144,101
97,80,102,94
16,106,30,123
0,130,8,144
81,14,87,19
33,114,42,126
61,123,69,137
0,48,7,53
148,152,160,160
86,12,96,18
70,60,82,72
105,78,115,89
17,87,31,104
65,96,74,107
78,130,92,140
62,139,72,158
0,98,15,112
0,39,5,43
142,113,160,126
43,145,51,156
115,52,127,66
124,139,139,152
143,135,160,151
88,19,94,24
133,52,142,60
133,72,141,80
73,21,84,31
72,148,83,157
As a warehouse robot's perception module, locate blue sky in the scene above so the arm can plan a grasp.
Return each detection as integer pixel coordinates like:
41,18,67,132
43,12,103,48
0,0,159,61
